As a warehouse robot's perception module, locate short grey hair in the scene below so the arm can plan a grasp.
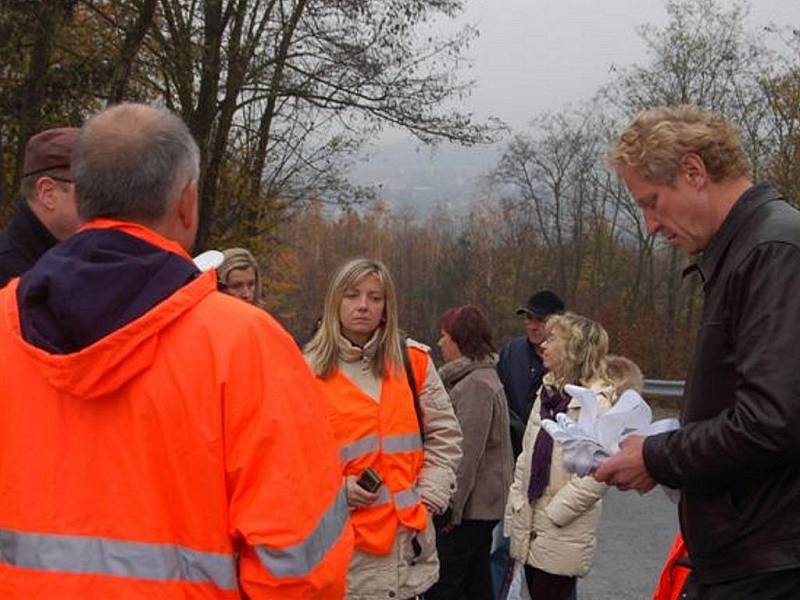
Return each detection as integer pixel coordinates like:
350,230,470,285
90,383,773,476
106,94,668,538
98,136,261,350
73,103,200,224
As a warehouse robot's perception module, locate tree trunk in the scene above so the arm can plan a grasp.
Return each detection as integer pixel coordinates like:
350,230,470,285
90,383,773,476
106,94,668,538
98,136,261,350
107,0,158,102
15,3,70,183
248,0,309,200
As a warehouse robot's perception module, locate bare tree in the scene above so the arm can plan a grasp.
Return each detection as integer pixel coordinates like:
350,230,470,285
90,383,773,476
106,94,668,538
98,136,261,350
762,28,800,203
490,110,597,297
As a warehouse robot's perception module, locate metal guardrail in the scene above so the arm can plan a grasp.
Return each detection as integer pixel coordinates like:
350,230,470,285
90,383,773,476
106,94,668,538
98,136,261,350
643,379,685,398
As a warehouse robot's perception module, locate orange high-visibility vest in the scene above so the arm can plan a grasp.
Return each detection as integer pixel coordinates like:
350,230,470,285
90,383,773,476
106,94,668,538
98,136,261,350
317,347,429,555
0,219,353,599
652,533,691,600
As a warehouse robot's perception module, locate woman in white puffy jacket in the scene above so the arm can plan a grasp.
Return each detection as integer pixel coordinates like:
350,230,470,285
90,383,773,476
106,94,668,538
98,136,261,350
504,312,614,600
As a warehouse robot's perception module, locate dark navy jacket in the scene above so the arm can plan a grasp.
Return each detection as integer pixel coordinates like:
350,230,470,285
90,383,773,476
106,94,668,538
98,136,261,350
497,335,546,458
0,200,58,288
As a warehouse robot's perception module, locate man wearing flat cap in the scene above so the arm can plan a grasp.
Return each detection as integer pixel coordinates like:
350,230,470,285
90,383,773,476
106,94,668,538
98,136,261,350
0,127,81,287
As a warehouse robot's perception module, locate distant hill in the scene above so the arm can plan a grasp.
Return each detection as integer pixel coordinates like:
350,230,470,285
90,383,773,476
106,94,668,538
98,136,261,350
348,138,502,214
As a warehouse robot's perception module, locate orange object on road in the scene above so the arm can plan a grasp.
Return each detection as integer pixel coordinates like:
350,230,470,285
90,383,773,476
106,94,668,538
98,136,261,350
652,533,691,600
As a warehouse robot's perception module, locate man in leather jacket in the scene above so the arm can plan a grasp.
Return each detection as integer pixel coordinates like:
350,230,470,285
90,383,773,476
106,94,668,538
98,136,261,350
596,105,800,598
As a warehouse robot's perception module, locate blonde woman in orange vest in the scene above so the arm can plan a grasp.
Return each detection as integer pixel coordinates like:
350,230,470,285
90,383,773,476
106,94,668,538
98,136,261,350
305,258,463,600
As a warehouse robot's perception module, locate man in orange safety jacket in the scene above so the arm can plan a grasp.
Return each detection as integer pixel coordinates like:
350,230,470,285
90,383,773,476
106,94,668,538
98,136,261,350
0,103,353,599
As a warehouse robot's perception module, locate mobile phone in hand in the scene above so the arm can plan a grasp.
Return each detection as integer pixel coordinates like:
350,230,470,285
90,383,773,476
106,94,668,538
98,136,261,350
356,467,383,493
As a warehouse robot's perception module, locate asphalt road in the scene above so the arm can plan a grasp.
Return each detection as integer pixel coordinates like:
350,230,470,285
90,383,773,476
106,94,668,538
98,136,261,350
579,482,679,599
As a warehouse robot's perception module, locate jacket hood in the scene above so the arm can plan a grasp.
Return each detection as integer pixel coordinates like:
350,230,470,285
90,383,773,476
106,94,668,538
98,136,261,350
5,220,216,399
439,354,498,389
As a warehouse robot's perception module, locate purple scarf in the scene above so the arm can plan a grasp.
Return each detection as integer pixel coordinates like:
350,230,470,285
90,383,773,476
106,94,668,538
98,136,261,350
528,385,571,502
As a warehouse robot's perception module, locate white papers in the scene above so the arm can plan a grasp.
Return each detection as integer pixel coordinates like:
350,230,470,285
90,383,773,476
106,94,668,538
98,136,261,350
542,385,680,500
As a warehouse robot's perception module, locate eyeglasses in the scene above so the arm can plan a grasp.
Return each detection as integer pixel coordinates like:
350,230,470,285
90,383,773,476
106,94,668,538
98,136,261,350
49,176,73,184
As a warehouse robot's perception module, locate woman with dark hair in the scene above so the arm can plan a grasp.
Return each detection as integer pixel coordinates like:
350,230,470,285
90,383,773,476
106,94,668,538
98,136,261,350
427,305,514,600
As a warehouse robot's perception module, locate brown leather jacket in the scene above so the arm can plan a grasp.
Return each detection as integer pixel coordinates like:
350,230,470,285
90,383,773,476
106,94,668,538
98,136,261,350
644,184,800,584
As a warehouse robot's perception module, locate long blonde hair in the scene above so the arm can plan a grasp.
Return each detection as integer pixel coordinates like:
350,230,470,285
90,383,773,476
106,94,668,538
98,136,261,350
305,258,404,378
545,312,609,388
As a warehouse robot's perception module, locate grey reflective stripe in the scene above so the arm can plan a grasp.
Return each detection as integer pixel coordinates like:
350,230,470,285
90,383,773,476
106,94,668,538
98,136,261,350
256,484,348,578
373,485,392,506
340,434,379,462
394,487,421,510
0,528,236,589
382,433,423,455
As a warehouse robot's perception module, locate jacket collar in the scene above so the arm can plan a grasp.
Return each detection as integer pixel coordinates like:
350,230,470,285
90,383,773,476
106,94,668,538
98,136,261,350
439,354,498,388
685,183,783,284
4,199,58,261
79,218,193,259
337,328,381,363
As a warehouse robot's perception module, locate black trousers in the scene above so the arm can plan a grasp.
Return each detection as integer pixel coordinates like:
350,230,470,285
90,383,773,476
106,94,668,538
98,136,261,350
524,565,576,600
425,519,498,600
691,567,800,600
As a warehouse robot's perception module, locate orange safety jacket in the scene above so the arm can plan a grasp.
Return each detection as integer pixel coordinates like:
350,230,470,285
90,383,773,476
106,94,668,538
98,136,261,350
652,533,691,600
316,347,430,555
0,220,353,599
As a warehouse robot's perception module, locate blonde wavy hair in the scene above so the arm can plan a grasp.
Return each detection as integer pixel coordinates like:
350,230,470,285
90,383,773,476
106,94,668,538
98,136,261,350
544,312,609,389
305,258,403,379
609,105,752,185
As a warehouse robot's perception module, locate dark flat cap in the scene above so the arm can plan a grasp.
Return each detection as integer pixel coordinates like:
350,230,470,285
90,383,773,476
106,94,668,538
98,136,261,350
515,290,565,318
22,127,80,178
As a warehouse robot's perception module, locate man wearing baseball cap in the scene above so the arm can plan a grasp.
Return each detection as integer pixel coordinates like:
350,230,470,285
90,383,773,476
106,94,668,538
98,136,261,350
500,289,565,458
0,127,81,287
490,289,565,600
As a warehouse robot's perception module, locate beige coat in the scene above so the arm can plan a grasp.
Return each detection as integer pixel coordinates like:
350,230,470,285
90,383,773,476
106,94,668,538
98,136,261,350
310,335,463,600
439,355,514,524
504,376,614,577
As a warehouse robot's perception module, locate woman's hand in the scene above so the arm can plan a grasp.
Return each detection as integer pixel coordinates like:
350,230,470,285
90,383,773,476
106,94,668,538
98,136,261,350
345,475,380,509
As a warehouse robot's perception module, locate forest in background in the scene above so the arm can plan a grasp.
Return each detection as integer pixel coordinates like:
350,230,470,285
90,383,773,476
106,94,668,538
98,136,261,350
0,0,499,247
1,0,799,377
260,0,800,377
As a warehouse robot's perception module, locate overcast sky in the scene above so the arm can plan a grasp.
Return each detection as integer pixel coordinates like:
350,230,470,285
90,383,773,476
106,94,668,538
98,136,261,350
440,0,800,131
350,0,800,207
